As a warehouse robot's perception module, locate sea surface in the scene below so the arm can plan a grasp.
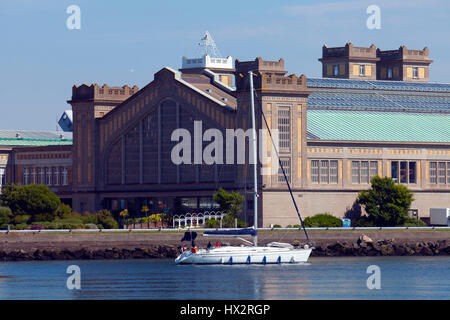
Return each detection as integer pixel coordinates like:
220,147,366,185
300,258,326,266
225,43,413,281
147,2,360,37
0,256,448,300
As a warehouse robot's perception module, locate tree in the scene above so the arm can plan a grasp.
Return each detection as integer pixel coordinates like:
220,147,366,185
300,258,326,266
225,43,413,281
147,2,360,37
119,209,129,228
357,176,414,227
213,188,244,218
0,206,13,228
141,205,150,228
1,184,61,222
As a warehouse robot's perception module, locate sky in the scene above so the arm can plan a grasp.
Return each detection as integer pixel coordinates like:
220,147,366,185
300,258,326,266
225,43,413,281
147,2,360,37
0,0,449,131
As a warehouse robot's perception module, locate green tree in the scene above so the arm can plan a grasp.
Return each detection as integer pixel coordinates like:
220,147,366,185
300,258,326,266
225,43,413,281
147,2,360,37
119,209,129,228
357,176,414,227
0,206,13,228
213,188,244,218
1,184,61,222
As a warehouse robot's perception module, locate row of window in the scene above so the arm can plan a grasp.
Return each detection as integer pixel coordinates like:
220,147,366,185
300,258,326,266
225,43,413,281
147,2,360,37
22,167,69,186
275,160,450,185
429,162,450,185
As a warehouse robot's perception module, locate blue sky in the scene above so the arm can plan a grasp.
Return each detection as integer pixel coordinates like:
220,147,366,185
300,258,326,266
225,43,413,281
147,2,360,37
0,0,449,131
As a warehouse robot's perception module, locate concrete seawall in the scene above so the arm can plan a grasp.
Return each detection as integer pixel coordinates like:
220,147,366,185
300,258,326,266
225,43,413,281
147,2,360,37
0,230,449,261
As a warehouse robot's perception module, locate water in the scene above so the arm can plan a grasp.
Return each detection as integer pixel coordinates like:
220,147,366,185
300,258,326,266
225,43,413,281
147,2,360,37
0,256,448,300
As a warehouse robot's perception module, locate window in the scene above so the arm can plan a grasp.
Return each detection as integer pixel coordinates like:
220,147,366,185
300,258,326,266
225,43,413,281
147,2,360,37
30,168,36,184
53,167,59,186
278,158,291,183
391,161,416,184
62,167,69,186
429,161,450,184
278,108,291,152
22,167,29,185
0,168,4,189
333,65,339,76
387,67,393,79
46,167,52,186
37,168,43,184
359,64,365,76
311,160,338,184
413,67,418,78
352,161,378,184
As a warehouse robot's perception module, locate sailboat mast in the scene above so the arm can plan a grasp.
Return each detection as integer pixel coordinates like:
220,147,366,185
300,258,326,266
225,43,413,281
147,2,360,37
249,71,258,247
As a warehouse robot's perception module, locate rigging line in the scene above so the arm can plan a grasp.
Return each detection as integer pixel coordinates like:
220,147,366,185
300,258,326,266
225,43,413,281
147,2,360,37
252,90,310,244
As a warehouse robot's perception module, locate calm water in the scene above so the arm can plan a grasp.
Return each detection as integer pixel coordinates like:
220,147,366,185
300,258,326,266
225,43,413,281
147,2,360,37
0,256,448,300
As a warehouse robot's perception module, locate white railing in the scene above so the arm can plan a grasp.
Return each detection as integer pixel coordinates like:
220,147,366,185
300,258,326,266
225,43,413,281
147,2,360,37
172,211,226,228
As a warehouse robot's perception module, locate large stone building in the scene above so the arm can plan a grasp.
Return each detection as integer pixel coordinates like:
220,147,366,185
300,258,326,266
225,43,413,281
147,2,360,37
3,42,450,226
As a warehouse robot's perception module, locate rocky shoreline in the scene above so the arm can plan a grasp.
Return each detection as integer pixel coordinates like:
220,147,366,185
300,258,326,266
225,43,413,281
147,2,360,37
0,232,449,261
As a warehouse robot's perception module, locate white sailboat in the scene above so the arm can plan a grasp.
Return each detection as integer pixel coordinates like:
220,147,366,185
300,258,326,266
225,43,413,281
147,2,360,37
175,71,312,265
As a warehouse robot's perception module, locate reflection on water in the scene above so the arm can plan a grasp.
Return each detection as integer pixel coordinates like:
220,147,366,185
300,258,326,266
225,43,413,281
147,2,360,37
0,256,449,300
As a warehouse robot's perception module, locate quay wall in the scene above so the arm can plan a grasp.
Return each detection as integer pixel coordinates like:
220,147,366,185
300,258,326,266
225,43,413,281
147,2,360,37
0,230,449,261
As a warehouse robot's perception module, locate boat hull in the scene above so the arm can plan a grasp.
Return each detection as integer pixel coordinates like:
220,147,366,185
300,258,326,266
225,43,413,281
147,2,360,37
175,246,312,265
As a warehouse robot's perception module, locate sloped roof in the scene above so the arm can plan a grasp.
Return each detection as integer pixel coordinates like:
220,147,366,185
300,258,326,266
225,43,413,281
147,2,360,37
306,78,450,143
0,130,72,147
307,110,450,143
307,78,450,93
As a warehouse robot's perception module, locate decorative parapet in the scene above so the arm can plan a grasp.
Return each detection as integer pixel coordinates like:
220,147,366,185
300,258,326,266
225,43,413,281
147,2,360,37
71,84,139,102
377,46,432,63
321,43,378,61
235,57,287,74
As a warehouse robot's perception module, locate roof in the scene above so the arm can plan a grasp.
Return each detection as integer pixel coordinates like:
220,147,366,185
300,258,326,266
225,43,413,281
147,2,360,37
306,78,450,143
307,110,450,143
307,77,450,93
0,130,73,147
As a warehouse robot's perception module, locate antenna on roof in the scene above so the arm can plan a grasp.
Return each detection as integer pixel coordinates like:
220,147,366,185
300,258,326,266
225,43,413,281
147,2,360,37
198,31,222,58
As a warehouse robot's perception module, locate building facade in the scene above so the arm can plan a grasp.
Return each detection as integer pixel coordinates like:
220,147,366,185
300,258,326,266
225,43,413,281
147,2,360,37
3,44,450,226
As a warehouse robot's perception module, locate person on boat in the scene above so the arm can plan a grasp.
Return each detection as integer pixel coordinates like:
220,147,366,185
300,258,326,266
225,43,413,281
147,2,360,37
207,242,212,250
216,241,221,247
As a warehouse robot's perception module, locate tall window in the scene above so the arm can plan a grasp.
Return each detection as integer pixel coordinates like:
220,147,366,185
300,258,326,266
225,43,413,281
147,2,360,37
0,168,4,189
46,167,52,186
36,168,42,184
53,167,59,186
22,167,29,185
429,161,450,184
311,160,338,184
391,161,416,184
278,158,291,183
62,167,69,186
387,67,393,79
30,168,36,184
359,64,365,76
333,65,339,76
278,108,291,152
352,161,378,184
413,67,418,78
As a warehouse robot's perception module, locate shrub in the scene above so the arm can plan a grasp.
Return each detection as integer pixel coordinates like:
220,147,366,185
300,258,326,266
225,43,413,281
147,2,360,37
13,215,31,225
205,219,220,228
402,217,428,227
56,203,72,219
352,216,376,227
0,206,13,226
221,215,248,228
1,184,61,222
303,213,342,228
272,224,282,228
11,223,29,230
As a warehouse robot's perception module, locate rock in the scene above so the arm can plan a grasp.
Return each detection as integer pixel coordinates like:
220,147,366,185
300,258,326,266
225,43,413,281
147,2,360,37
358,234,373,244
